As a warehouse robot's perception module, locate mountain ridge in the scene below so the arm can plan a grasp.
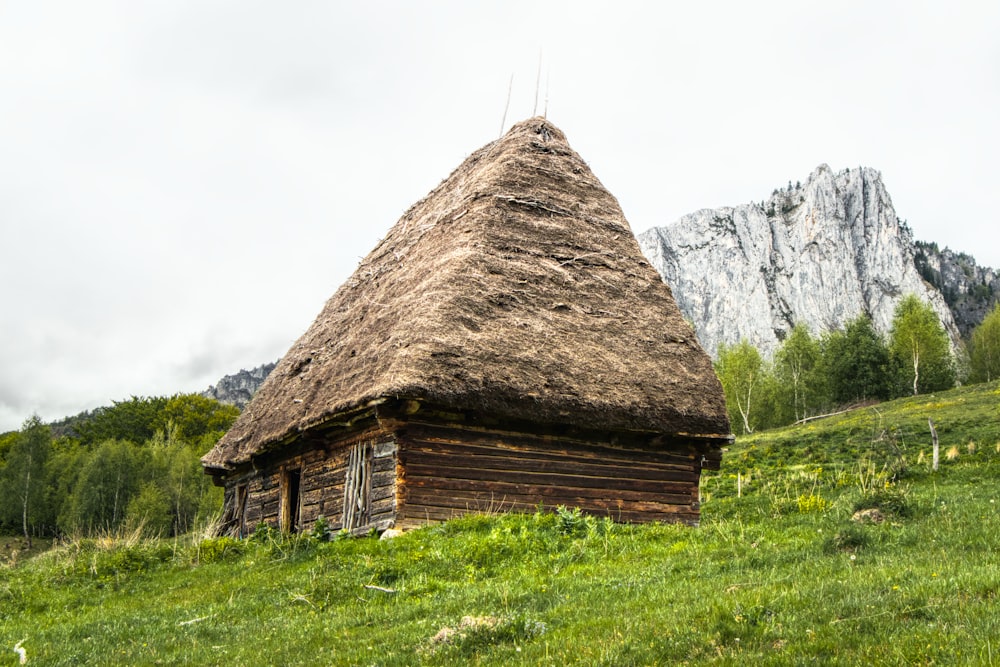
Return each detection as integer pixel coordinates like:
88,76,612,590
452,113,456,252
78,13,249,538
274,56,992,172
201,361,277,409
637,164,987,357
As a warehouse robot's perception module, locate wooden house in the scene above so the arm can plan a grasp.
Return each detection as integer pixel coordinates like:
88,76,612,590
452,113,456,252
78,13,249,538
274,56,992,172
201,118,732,536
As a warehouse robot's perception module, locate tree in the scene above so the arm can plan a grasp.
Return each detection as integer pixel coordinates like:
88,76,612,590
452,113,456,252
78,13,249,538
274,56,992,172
72,393,238,451
888,295,955,395
46,438,87,537
970,303,1000,383
715,341,768,435
148,423,215,535
160,394,239,452
72,396,170,446
773,323,822,423
66,440,148,534
822,315,892,405
0,430,18,461
0,416,52,547
126,482,173,537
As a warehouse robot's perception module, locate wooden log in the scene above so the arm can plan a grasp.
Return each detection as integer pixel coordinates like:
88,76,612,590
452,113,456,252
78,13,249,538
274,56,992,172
404,463,695,493
370,482,395,503
404,429,703,467
369,495,396,516
405,488,691,515
371,469,396,489
302,470,347,493
402,449,700,483
403,475,694,504
373,455,395,474
398,503,697,525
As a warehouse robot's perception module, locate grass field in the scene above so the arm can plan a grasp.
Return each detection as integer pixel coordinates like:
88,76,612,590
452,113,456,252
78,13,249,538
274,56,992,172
1,381,998,665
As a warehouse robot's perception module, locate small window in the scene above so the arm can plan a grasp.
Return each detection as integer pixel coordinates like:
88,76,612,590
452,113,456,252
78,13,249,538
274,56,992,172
281,468,302,533
343,442,373,531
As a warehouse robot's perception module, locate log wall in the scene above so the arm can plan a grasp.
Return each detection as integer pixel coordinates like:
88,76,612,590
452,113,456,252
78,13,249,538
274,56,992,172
220,426,398,536
395,423,715,528
216,411,724,537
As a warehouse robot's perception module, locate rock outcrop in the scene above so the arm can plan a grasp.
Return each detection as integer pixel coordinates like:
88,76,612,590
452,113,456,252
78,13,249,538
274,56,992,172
638,165,962,357
913,242,1000,339
202,361,277,409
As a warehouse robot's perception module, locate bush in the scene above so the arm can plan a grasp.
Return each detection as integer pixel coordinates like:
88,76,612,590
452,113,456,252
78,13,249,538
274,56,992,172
196,536,244,564
853,485,911,519
126,482,173,537
310,515,331,541
797,493,830,513
92,543,173,578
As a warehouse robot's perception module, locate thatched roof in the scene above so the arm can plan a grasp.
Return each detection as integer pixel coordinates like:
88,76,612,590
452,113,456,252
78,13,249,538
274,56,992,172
203,118,730,471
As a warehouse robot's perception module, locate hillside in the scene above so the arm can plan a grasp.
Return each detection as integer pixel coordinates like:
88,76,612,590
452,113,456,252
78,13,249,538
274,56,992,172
1,381,998,664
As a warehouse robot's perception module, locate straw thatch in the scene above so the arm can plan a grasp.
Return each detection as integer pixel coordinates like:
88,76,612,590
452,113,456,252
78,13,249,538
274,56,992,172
203,117,729,471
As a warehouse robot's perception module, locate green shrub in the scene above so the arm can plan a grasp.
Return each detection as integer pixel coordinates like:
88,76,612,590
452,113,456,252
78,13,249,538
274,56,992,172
310,515,331,541
853,484,912,518
797,493,830,513
90,543,173,578
196,536,244,564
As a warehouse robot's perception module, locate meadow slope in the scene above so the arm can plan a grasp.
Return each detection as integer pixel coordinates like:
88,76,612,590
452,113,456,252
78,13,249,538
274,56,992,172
1,382,998,665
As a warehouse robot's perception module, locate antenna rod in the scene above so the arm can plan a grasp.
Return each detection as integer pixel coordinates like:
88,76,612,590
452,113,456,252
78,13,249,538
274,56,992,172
500,73,513,138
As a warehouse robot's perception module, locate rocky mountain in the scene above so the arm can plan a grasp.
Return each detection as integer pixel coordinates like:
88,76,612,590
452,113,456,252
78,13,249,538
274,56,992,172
202,361,277,409
914,242,999,339
637,164,963,358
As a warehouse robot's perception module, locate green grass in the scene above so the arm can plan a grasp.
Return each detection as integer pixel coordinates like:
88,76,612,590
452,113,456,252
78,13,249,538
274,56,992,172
2,381,999,665
0,536,53,566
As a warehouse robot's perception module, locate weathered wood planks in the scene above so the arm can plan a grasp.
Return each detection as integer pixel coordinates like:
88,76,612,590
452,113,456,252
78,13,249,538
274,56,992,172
217,406,723,536
396,424,707,526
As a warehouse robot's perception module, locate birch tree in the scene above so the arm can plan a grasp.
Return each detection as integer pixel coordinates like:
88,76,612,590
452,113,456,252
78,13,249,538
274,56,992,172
774,323,821,423
889,295,954,396
0,416,51,547
715,341,766,435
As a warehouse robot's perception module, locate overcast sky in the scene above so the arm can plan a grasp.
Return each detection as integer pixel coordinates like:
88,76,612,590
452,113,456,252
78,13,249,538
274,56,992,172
2,1,998,432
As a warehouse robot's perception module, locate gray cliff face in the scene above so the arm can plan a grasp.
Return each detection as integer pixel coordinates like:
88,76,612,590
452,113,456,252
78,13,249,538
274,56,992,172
914,243,1000,339
202,361,277,409
637,165,961,358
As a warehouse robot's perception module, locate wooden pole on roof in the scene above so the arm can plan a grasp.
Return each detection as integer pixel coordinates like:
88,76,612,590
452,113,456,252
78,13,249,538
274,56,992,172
499,74,513,138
